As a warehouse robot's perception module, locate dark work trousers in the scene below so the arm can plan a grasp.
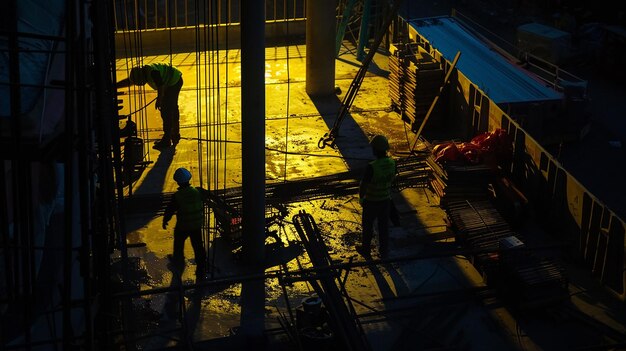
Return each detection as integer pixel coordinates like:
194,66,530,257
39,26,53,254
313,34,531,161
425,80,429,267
389,200,400,226
361,199,391,254
160,77,183,144
172,227,206,277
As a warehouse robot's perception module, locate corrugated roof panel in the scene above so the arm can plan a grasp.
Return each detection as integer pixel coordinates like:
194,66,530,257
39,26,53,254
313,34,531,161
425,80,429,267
407,17,562,104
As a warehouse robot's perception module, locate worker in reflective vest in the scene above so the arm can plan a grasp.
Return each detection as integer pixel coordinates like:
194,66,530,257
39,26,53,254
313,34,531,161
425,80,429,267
117,63,183,149
163,167,208,281
357,135,397,258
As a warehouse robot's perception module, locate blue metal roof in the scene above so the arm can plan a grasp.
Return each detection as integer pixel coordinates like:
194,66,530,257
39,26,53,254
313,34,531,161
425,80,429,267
407,16,562,104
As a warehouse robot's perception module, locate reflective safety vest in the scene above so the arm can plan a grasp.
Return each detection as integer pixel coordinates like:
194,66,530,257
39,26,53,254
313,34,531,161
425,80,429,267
365,157,396,201
145,63,182,90
173,186,204,230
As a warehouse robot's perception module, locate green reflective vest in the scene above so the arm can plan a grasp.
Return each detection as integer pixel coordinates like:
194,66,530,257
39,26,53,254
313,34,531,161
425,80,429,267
365,157,396,201
174,186,204,230
145,63,182,90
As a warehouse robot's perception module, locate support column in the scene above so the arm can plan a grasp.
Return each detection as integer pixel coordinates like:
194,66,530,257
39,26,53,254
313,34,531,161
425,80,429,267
306,0,337,96
239,0,265,344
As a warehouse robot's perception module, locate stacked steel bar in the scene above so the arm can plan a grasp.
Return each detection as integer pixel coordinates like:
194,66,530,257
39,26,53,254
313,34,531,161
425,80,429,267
389,43,444,128
446,199,516,274
500,253,569,308
426,153,494,207
445,199,569,308
125,155,432,215
394,153,432,191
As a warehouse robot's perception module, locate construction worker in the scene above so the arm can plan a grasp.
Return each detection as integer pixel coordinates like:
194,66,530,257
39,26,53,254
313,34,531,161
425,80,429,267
163,167,208,281
117,63,183,149
357,135,397,258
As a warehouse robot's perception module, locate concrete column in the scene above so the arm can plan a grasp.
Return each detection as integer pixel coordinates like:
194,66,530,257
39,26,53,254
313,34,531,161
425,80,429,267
306,0,337,96
239,0,265,343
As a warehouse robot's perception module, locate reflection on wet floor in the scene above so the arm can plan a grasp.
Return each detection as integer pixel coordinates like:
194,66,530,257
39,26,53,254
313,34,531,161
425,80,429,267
116,40,626,350
117,44,409,347
121,174,481,350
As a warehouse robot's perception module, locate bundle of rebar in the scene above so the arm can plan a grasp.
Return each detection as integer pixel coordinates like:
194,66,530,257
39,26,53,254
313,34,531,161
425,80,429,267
446,199,516,270
426,152,494,206
445,199,568,308
500,252,569,308
125,155,432,215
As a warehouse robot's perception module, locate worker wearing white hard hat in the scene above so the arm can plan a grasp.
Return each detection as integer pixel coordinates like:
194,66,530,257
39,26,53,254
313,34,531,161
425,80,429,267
163,167,208,281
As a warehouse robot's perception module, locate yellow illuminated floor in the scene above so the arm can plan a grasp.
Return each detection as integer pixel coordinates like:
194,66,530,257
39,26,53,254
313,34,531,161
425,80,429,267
114,42,626,350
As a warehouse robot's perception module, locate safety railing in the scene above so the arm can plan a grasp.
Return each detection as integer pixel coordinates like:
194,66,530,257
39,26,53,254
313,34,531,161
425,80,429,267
113,0,306,31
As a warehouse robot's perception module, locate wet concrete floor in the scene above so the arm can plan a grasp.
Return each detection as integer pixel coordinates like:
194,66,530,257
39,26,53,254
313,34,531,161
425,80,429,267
115,39,626,350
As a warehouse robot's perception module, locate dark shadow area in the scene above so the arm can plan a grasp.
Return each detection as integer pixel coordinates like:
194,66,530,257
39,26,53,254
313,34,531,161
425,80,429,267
510,298,626,351
368,263,411,302
123,146,175,232
336,53,390,79
2,212,66,343
310,94,371,172
230,239,305,271
382,262,485,350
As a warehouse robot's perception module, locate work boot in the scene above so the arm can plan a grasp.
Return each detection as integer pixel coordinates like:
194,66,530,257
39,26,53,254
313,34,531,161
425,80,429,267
153,139,171,149
167,254,185,275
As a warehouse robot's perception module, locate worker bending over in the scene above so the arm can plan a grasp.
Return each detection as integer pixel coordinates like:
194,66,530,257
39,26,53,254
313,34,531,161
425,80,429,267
117,63,183,149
